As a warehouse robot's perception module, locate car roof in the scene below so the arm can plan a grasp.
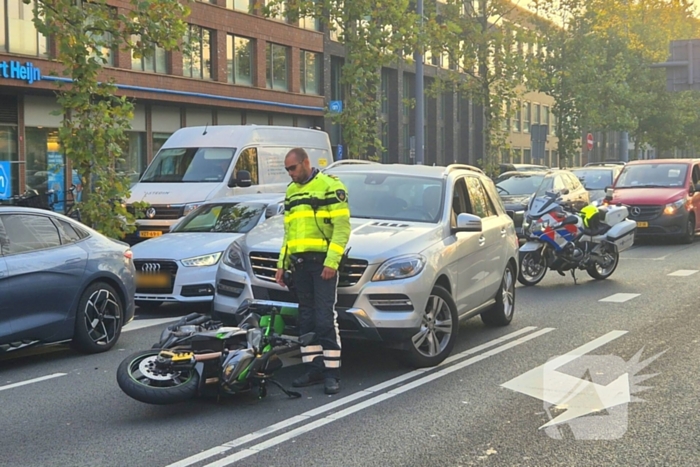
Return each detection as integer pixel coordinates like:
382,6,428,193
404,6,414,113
498,170,549,177
326,163,470,179
202,193,284,205
625,158,697,165
572,166,619,171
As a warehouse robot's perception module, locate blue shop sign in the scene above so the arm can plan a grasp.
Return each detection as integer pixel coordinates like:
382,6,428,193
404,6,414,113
0,61,42,84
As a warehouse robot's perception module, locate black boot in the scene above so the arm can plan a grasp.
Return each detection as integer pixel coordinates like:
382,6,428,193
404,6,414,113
292,372,324,387
324,377,340,395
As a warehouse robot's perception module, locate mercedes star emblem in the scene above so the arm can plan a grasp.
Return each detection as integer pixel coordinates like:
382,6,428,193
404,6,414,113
631,207,641,217
142,263,161,273
146,207,156,219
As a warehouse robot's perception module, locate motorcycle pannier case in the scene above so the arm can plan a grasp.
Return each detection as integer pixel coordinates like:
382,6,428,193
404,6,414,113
602,205,629,226
605,219,636,252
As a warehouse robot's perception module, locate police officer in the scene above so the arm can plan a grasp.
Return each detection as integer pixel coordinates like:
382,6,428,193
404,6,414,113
275,148,351,394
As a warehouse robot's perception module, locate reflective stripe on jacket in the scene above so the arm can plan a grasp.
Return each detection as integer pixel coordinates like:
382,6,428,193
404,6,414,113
277,171,351,270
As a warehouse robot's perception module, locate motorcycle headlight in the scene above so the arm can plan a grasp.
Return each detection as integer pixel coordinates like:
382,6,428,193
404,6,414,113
247,328,263,351
223,241,246,271
663,199,685,215
181,252,222,267
372,254,426,282
183,202,204,217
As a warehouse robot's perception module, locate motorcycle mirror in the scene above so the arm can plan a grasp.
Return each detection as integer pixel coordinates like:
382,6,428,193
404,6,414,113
297,332,315,347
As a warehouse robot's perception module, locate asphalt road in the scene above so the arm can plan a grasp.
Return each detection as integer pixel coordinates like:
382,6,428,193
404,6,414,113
2,240,700,467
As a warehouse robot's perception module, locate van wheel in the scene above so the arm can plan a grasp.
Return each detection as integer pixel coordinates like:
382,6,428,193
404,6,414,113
398,286,458,368
680,214,695,244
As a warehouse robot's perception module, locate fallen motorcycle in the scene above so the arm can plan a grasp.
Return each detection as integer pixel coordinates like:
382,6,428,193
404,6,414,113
116,300,312,405
518,190,636,286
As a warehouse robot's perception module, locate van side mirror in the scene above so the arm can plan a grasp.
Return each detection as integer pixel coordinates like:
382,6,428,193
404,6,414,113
229,170,252,188
453,213,482,233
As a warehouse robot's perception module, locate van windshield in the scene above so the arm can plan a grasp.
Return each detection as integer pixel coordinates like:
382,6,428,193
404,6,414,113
140,148,236,183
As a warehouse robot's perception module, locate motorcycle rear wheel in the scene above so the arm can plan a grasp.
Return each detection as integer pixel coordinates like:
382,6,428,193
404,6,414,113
586,246,619,280
518,251,548,286
117,349,200,405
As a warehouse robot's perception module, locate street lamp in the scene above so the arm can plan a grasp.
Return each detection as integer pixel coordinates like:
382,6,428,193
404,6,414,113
414,0,424,165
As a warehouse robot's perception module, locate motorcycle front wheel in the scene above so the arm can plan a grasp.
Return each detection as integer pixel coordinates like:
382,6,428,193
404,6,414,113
117,349,200,405
587,245,619,280
518,250,548,286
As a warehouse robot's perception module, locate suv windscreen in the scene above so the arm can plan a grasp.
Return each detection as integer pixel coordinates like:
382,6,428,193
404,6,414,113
334,173,445,223
572,169,613,190
615,163,688,189
495,174,545,195
172,202,265,233
140,147,236,183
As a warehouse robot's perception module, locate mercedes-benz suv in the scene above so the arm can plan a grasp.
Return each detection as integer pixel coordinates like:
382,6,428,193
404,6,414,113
213,163,519,367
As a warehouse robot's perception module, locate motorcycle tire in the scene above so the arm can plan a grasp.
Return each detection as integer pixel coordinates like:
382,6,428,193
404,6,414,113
586,248,619,280
517,251,548,286
116,349,199,405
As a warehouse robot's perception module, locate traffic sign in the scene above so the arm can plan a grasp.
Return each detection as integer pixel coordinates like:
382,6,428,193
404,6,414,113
0,161,11,199
336,144,343,159
329,101,343,113
586,133,594,151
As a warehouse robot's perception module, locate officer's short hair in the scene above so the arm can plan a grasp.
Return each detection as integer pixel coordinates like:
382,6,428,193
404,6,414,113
287,147,309,163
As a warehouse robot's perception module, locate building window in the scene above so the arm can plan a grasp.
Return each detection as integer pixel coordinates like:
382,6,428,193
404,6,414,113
543,105,550,133
512,100,521,132
0,126,18,196
183,24,212,80
118,132,147,186
534,103,541,125
299,0,320,31
226,0,252,12
227,35,253,86
152,132,172,157
550,112,556,135
131,37,167,73
523,101,531,133
523,148,531,163
266,43,288,91
264,0,287,22
4,0,48,57
300,50,321,95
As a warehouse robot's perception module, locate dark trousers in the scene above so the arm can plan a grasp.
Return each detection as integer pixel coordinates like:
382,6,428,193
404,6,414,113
292,258,341,379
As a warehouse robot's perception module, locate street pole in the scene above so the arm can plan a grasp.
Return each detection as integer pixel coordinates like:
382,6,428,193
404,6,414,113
414,0,424,165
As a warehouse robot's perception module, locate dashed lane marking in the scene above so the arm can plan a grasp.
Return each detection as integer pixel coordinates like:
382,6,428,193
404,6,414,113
599,293,641,303
0,373,66,392
667,270,699,277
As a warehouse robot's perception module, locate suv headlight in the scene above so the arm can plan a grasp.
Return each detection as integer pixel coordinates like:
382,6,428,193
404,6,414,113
223,241,246,271
183,202,204,217
181,252,222,267
663,198,685,215
372,254,426,282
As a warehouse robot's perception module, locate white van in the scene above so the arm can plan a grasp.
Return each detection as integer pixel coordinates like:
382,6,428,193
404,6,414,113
125,125,333,244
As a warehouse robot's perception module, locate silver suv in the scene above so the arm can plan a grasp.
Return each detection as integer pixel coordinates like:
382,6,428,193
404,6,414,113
213,163,519,367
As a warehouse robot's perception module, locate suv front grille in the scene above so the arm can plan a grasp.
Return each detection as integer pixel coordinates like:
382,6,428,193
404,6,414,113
127,204,183,220
628,205,662,221
249,252,368,287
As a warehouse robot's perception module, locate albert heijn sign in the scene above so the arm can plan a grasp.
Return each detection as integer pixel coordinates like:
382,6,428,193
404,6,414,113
0,60,42,84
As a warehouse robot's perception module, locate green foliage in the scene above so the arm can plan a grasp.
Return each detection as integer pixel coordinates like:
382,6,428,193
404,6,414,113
27,0,191,238
269,0,418,159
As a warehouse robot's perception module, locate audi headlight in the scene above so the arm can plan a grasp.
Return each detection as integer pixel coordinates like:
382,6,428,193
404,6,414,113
223,241,245,271
181,252,222,267
183,202,204,217
372,254,426,282
663,199,685,215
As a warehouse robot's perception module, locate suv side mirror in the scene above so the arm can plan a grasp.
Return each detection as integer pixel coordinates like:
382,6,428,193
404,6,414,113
454,213,482,233
604,186,613,201
559,188,570,195
506,210,515,220
229,169,252,188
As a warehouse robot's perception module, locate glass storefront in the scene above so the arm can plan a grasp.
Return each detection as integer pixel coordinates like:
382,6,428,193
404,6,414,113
0,126,18,198
119,132,147,186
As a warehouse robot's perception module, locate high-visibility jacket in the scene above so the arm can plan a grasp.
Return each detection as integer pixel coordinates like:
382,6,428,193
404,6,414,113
277,170,351,270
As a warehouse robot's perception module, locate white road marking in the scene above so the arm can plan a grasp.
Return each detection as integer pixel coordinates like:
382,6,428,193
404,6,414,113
667,269,699,277
165,326,541,467
599,293,640,303
122,318,179,332
0,373,67,392
201,328,555,467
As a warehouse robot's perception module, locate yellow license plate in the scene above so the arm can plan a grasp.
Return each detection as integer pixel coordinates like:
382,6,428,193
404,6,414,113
139,230,163,238
636,221,648,228
136,273,170,288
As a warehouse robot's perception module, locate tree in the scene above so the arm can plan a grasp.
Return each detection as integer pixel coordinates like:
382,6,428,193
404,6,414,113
29,0,191,238
424,0,538,171
269,0,418,159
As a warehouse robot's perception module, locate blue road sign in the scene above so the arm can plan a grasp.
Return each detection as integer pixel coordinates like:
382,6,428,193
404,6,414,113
329,101,343,113
337,144,344,159
0,161,11,199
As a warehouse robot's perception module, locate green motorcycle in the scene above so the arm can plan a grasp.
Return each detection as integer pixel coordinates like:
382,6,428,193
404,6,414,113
116,300,309,405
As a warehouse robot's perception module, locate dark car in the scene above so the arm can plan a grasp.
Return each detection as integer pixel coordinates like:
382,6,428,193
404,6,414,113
499,163,549,175
495,170,547,237
0,207,136,354
572,165,623,204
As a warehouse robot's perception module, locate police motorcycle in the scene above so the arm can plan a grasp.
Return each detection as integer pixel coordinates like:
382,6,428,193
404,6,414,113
518,189,636,286
116,300,310,405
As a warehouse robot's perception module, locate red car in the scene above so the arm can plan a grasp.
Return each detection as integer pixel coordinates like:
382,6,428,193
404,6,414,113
605,159,700,243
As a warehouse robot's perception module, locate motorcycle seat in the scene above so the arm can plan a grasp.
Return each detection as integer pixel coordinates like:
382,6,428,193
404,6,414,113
581,223,612,236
